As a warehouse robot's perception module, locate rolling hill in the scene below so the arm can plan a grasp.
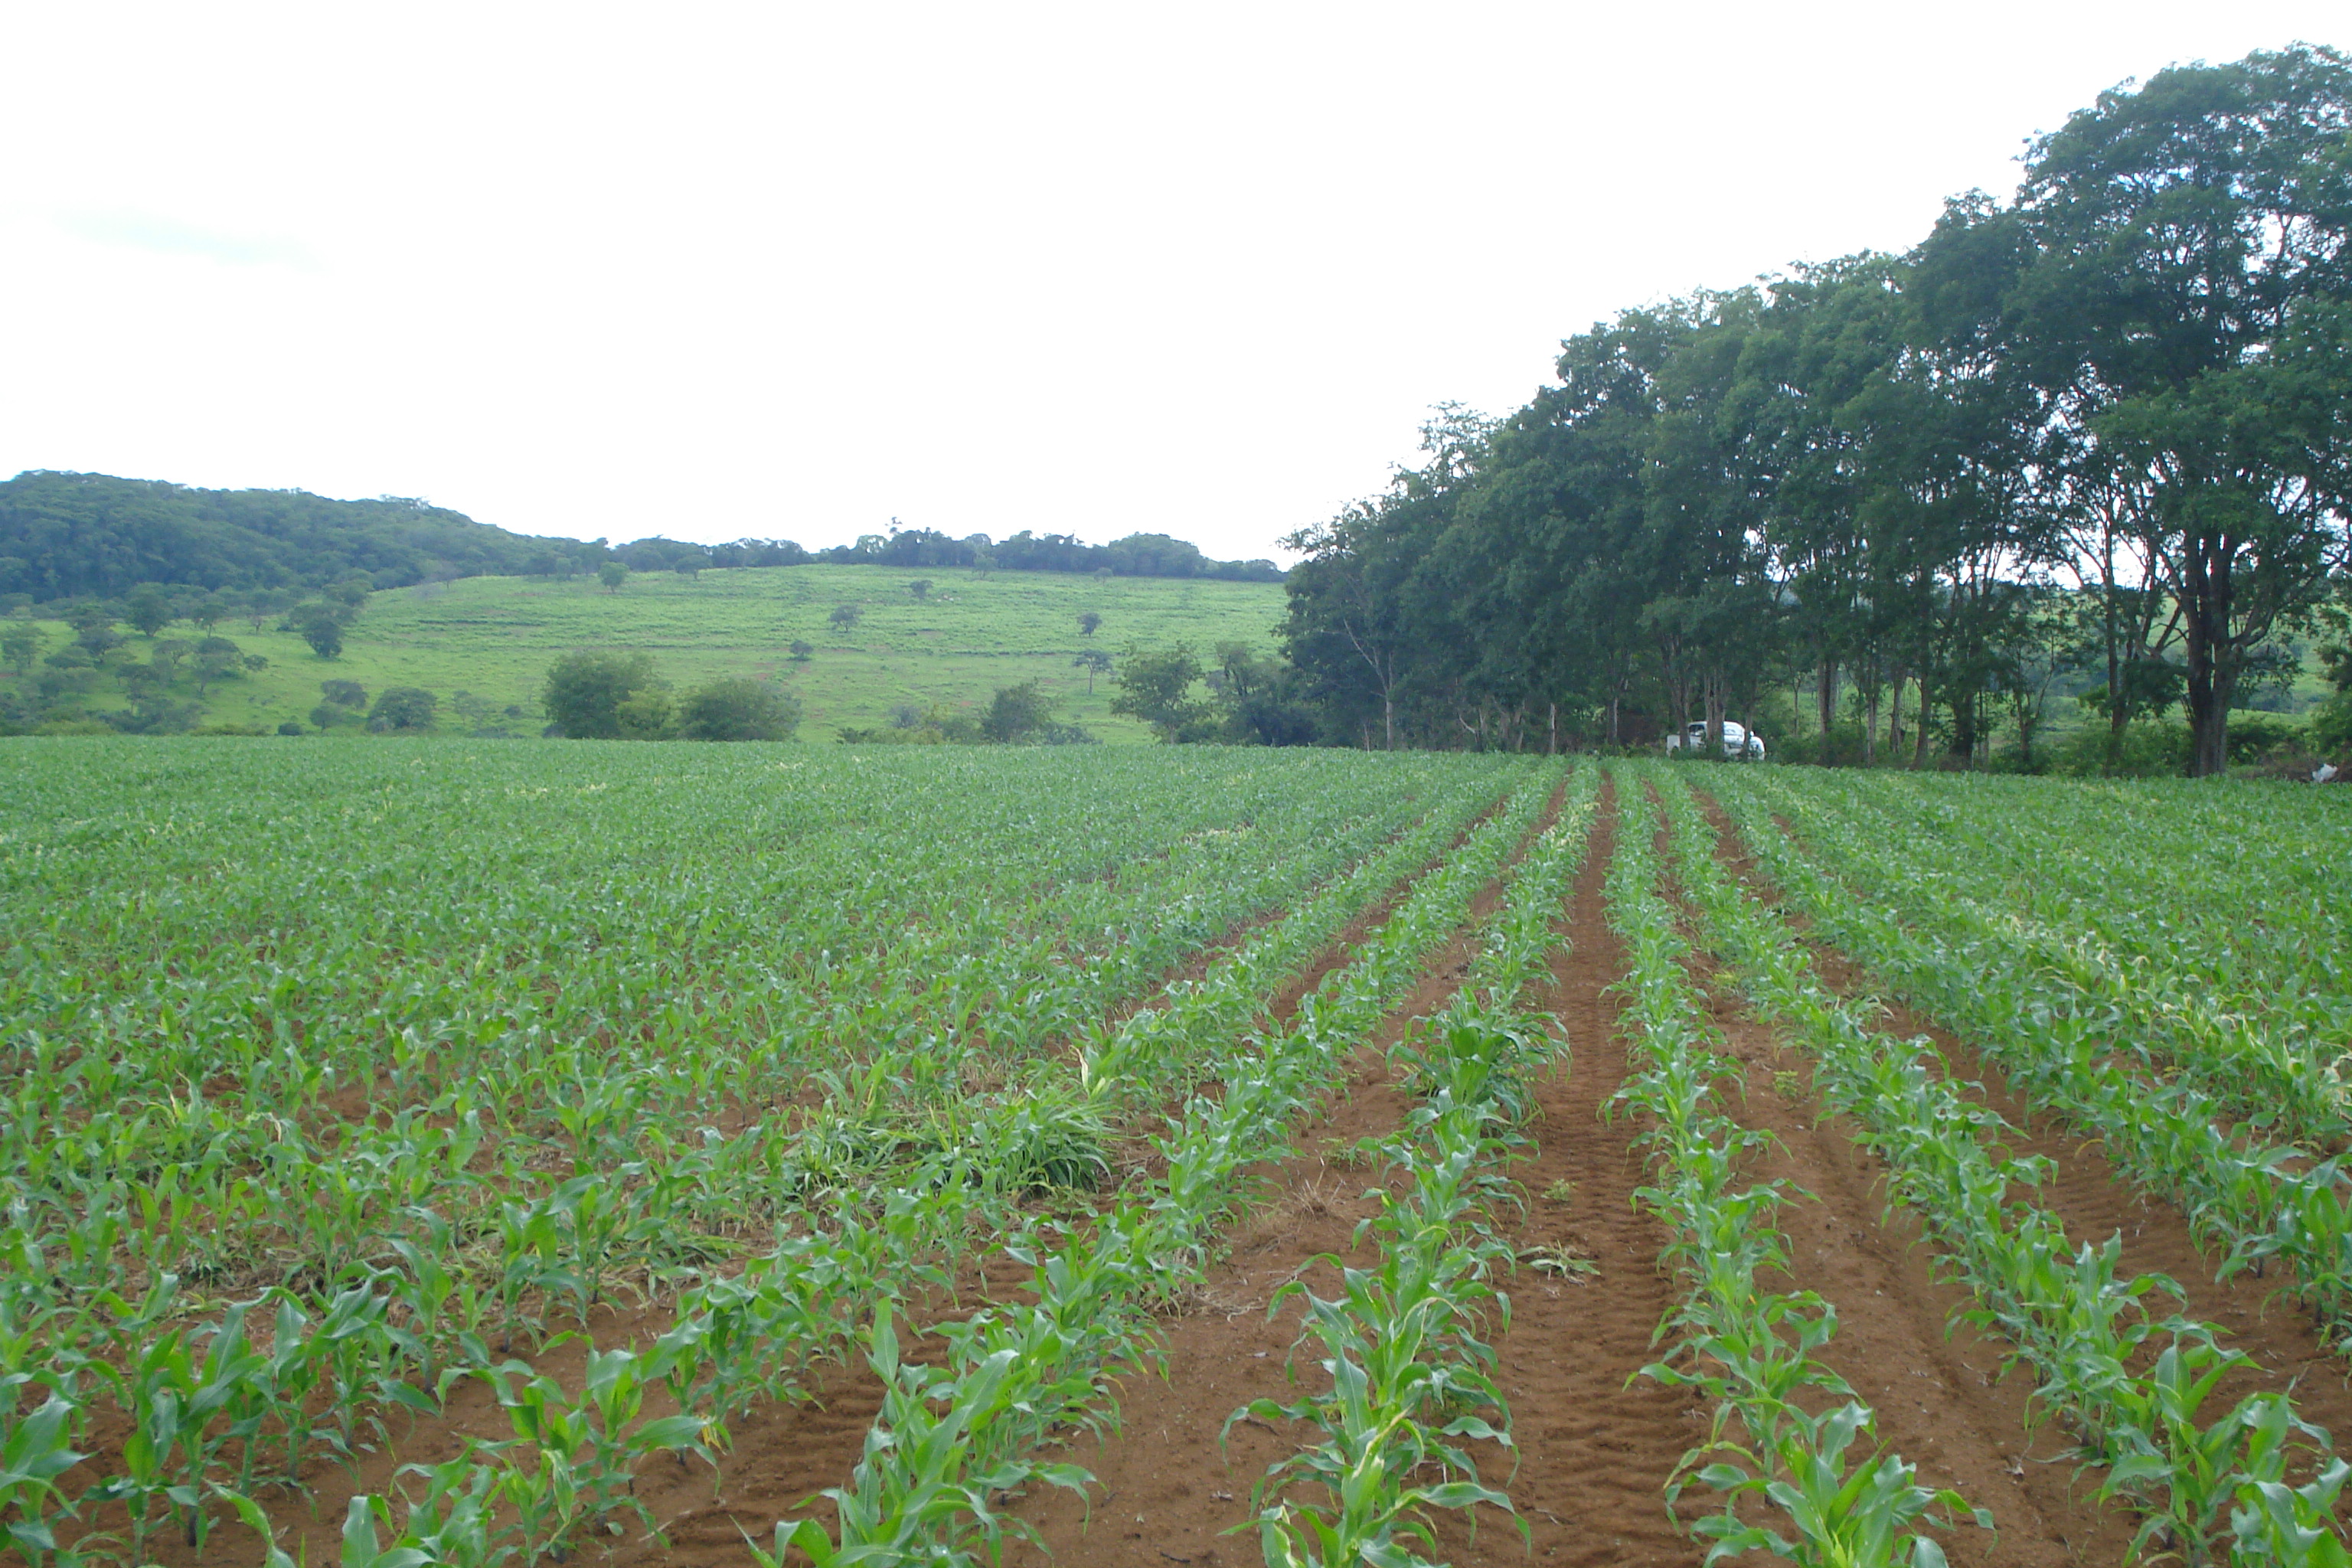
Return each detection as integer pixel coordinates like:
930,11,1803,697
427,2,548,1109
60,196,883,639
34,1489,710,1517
5,563,1290,743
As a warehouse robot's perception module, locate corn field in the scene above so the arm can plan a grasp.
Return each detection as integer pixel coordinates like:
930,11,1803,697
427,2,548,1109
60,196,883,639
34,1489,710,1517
3,739,2349,1566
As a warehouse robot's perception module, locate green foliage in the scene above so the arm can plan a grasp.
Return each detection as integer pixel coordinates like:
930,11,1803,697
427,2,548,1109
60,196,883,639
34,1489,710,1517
541,649,664,739
289,603,348,659
0,470,591,601
0,564,1285,740
0,617,38,674
1273,47,2352,771
675,678,800,741
368,686,438,732
1109,642,1211,739
125,586,172,638
979,679,1054,743
0,735,1529,1566
596,561,627,593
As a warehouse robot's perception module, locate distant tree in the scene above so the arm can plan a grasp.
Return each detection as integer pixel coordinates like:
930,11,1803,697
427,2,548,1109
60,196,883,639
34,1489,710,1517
1072,648,1112,692
449,690,500,730
598,561,629,593
126,586,172,638
325,575,374,609
1109,643,1213,739
188,593,227,632
543,649,666,739
239,590,292,634
292,606,345,659
191,636,243,694
368,687,438,731
149,639,192,681
1,619,38,675
75,624,126,658
319,679,367,709
907,579,933,601
788,639,815,662
828,603,863,632
276,720,304,736
678,678,802,740
616,685,675,738
1078,610,1102,637
888,703,926,728
675,552,709,580
981,679,1056,743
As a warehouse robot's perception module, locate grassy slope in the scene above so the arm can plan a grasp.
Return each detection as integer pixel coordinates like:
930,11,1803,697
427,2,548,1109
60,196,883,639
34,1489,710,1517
14,565,1289,743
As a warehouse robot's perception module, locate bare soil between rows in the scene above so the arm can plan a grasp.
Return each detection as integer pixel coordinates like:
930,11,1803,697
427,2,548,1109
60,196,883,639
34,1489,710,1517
100,768,2332,1568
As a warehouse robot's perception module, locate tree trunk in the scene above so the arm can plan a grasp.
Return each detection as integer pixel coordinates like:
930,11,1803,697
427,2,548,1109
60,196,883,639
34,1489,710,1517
1949,690,1980,767
2185,653,2236,777
1886,671,1906,760
1817,658,1838,764
2181,534,2233,778
1548,702,1557,756
1910,687,1932,769
2102,533,2126,776
1862,673,1880,766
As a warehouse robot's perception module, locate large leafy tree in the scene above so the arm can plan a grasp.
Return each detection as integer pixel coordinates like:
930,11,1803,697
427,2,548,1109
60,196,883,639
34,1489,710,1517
1999,44,2352,773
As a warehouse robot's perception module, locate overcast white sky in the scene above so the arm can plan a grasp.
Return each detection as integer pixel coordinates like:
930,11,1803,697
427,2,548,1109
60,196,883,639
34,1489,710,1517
4,3,2345,562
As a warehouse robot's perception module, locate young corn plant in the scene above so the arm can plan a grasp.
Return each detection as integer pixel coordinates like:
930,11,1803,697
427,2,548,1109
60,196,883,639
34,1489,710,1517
1649,768,2352,1563
1605,769,1982,1567
0,1382,83,1567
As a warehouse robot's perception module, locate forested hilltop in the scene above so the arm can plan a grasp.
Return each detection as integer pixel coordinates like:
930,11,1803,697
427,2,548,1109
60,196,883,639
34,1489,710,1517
1275,44,2352,777
0,470,1282,603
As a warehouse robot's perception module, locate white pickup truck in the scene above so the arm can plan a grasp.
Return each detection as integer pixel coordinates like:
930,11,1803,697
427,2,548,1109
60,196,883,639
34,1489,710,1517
1665,720,1766,760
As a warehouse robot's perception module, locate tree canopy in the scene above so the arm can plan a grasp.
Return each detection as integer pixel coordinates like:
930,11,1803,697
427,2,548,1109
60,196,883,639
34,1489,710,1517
1274,45,2352,775
0,472,590,601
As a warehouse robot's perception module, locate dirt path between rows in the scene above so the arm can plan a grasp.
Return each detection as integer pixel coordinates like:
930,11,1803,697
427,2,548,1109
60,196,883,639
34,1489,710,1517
1684,784,2352,1533
1612,781,2120,1566
105,789,1533,1568
1001,773,1705,1568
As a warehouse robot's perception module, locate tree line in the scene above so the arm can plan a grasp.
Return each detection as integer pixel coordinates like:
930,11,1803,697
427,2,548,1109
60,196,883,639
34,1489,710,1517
0,470,1281,606
1276,46,2352,776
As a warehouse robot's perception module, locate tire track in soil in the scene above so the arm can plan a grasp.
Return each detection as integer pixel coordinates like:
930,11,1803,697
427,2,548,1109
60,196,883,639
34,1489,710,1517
999,773,1707,1568
1686,786,2352,1524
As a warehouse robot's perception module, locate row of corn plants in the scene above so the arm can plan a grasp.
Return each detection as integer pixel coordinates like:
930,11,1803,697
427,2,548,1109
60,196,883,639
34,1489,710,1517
1233,771,1599,1566
0,753,1534,1565
1833,769,2349,1043
756,766,1564,1567
1604,774,1988,1567
125,766,1550,1567
1768,769,2350,1150
5,754,1486,1325
1652,769,2351,1566
1704,769,2352,1348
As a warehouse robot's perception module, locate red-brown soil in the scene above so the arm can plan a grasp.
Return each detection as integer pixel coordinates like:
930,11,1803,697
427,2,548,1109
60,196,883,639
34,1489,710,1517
102,769,2327,1568
999,773,1707,1568
1684,786,2352,1538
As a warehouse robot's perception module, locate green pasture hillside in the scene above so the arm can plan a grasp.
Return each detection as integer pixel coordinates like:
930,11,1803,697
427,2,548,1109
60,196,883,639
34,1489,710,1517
7,564,1289,743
